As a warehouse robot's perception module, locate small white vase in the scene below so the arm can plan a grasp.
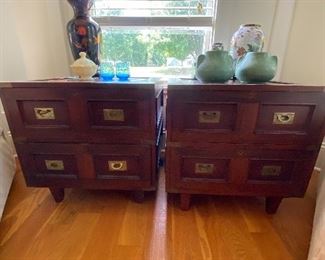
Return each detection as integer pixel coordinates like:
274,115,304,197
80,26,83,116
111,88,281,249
70,52,98,80
229,24,265,60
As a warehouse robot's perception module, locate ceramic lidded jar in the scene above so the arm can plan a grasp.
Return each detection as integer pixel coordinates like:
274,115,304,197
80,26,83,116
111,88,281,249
229,24,265,60
70,52,98,80
195,43,234,83
235,52,277,83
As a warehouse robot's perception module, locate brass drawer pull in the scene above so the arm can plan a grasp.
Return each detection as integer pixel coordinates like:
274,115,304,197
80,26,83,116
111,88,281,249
261,165,281,176
199,111,220,123
273,112,295,125
108,160,127,171
103,109,125,121
34,107,55,120
45,160,64,170
195,163,214,174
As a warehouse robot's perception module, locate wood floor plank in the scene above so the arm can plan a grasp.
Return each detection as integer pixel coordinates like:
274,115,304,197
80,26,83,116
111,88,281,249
0,167,317,260
195,200,231,260
0,188,48,246
236,197,293,259
26,212,100,260
211,197,264,260
111,245,142,260
146,170,167,260
251,232,294,260
79,198,128,260
0,192,60,259
117,200,153,247
168,197,207,260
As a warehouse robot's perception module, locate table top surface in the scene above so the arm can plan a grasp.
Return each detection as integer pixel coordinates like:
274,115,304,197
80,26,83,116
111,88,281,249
0,78,324,92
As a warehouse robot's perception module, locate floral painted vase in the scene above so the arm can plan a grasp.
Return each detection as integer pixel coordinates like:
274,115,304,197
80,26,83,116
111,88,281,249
67,0,101,66
229,24,265,60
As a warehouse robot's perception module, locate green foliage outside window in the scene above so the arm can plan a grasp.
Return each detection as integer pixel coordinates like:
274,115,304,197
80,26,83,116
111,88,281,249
100,29,205,67
96,0,211,67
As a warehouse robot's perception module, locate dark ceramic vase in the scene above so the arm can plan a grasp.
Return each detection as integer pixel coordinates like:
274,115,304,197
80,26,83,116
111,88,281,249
67,0,101,66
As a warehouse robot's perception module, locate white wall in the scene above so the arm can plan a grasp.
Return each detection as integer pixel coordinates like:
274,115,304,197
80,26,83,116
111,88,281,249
60,0,75,66
214,0,297,80
0,0,72,144
215,0,325,169
1,0,324,167
0,0,70,81
0,0,71,219
215,0,324,85
214,0,278,51
0,1,27,80
280,0,325,170
281,0,325,85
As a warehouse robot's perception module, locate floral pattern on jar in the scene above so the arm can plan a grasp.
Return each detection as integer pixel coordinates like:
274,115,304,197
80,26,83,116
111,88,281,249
229,24,265,60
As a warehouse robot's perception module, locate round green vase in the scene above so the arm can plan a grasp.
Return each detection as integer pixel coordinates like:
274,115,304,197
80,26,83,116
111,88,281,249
195,50,234,83
235,52,277,83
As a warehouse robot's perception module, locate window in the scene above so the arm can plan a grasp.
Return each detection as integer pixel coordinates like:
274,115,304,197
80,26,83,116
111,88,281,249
91,0,218,78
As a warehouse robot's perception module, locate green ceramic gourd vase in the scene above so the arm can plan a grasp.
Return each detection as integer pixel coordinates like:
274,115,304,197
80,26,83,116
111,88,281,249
195,43,234,83
235,52,277,83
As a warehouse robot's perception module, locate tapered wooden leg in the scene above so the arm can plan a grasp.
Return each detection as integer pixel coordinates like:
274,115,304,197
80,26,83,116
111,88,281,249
132,190,145,203
180,193,191,210
49,188,65,203
265,197,283,214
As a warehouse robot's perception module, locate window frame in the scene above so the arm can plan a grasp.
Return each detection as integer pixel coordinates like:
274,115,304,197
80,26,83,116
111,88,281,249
93,16,214,27
91,0,219,78
91,0,218,36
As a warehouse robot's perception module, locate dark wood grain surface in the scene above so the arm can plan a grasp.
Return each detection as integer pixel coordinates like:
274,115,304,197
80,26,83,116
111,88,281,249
0,80,163,201
166,81,325,212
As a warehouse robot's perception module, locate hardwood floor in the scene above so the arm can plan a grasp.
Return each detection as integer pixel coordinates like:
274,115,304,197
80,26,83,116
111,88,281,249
0,164,317,260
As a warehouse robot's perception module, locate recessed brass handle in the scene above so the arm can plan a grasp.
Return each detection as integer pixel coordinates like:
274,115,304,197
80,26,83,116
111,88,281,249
261,165,281,176
45,160,64,170
103,109,125,121
199,111,220,123
195,163,214,174
273,112,295,125
108,160,127,171
34,107,55,120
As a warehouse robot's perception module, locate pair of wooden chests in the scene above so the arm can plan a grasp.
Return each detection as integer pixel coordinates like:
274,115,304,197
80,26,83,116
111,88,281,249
1,80,324,213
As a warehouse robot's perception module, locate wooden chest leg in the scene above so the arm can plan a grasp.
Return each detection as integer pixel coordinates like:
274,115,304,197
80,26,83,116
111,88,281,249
265,197,283,214
49,188,65,203
132,190,145,203
180,193,191,210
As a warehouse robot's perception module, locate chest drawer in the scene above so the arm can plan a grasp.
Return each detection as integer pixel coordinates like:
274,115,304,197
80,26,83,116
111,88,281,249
166,144,316,196
167,90,325,144
1,86,158,144
89,144,152,182
2,89,76,142
82,89,155,143
16,143,82,185
16,143,154,189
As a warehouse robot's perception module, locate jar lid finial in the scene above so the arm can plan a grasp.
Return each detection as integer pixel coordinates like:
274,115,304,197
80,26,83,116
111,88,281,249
212,42,224,51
